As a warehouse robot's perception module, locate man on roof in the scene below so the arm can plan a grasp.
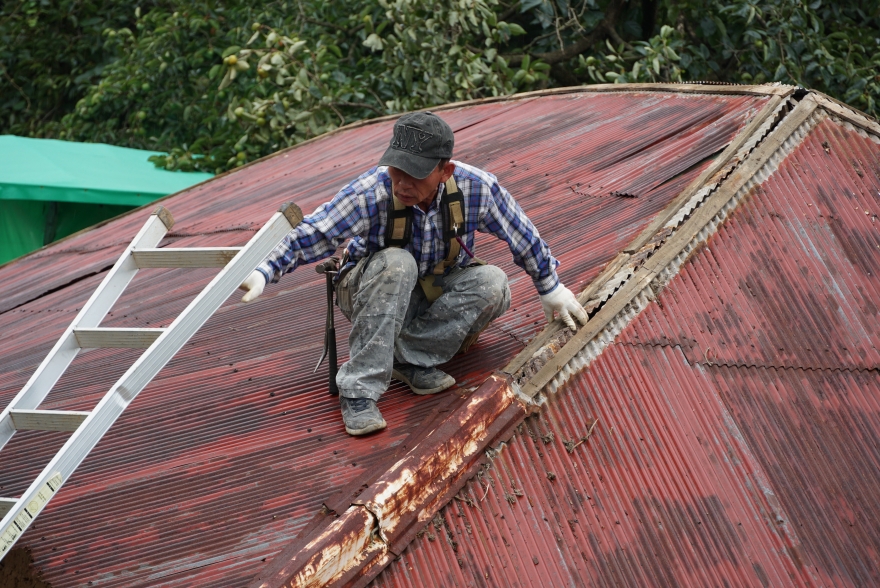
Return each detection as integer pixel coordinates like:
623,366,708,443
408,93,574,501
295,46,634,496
239,111,587,436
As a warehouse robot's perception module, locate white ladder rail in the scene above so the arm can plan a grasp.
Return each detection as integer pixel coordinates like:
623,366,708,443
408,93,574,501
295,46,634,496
0,208,173,450
0,203,303,559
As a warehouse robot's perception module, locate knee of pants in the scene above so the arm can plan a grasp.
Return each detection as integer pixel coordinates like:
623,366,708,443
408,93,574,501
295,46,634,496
367,248,418,282
477,264,511,310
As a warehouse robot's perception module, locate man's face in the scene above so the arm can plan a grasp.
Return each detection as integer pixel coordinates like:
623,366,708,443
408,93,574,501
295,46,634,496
388,162,455,211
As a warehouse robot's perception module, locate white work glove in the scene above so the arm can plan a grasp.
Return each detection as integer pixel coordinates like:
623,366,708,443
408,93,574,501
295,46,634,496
540,284,588,330
239,270,266,303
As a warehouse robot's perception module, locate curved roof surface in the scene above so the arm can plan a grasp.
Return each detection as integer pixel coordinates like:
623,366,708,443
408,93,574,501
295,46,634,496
0,85,801,586
371,102,880,587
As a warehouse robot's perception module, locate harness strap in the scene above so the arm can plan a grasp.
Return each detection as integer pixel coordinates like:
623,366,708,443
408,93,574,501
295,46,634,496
387,193,411,247
384,176,467,301
418,177,466,302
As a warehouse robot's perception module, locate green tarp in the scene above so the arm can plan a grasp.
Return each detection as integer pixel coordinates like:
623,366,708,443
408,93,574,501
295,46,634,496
0,200,133,263
0,136,213,265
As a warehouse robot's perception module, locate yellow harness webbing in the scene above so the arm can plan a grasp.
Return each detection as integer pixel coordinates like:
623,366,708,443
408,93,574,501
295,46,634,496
391,177,465,302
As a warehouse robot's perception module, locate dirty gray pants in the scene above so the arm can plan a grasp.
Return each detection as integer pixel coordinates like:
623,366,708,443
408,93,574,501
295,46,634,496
335,248,510,401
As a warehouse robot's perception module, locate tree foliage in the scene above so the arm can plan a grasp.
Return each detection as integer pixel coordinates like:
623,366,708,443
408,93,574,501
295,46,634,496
2,0,878,173
0,0,138,135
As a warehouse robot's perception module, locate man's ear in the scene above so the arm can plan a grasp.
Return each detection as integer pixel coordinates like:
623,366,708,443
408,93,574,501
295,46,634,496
440,161,456,183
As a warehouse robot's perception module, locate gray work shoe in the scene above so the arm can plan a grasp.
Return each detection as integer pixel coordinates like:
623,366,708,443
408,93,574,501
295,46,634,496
340,396,387,436
392,363,456,395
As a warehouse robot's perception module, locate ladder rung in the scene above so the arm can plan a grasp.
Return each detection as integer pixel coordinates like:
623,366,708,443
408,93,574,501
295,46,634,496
10,410,90,432
74,328,165,349
0,498,16,518
131,247,242,268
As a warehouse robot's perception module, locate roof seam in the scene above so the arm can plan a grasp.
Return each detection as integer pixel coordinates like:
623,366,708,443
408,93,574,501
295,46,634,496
616,341,879,374
511,96,803,396
22,226,258,261
0,263,114,316
1,227,261,316
697,362,879,374
528,97,826,397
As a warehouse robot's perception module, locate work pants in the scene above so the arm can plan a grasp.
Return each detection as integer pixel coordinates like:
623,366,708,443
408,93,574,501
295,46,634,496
335,248,510,401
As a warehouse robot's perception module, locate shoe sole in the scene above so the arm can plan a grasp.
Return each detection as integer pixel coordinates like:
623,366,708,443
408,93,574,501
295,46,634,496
391,369,455,395
345,418,387,436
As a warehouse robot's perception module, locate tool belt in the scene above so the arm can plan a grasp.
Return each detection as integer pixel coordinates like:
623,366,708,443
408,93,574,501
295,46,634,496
387,176,468,302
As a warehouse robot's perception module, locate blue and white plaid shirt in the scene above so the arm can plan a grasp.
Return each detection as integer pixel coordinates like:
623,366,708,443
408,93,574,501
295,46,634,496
257,161,560,294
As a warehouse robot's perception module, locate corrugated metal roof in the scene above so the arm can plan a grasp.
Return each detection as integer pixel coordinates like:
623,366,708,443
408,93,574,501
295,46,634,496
0,88,776,586
371,102,880,586
633,115,880,371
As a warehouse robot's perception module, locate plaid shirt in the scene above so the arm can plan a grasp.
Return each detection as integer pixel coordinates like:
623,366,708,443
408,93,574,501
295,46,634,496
257,161,560,294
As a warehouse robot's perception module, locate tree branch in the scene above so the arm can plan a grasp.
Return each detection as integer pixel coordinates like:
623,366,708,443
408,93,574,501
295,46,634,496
303,18,364,36
498,1,521,23
605,23,628,49
503,0,627,67
334,101,384,116
550,62,580,86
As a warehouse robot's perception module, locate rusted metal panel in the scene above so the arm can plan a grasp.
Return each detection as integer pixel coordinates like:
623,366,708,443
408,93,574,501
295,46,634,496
252,374,528,588
372,109,880,586
374,342,810,587
630,115,880,371
0,89,770,586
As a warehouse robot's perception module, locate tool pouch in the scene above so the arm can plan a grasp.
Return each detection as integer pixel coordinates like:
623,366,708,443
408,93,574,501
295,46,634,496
418,275,444,302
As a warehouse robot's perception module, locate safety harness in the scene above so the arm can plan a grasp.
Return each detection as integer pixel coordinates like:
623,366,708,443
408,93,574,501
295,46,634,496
387,176,467,302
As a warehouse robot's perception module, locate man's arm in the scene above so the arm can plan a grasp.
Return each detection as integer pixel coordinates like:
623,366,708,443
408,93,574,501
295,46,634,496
478,176,587,329
240,171,378,302
478,180,559,294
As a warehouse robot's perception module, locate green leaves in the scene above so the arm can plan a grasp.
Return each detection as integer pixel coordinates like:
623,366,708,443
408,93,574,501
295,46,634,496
43,0,536,172
4,0,878,175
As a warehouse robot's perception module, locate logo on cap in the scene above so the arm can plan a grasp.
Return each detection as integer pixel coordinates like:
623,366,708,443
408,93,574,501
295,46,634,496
390,125,434,154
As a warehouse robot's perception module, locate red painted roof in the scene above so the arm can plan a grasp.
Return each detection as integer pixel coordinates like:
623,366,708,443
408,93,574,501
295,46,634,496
371,103,880,586
0,88,777,586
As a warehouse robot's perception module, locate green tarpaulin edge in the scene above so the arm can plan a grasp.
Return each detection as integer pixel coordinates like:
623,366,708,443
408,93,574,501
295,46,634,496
0,183,171,206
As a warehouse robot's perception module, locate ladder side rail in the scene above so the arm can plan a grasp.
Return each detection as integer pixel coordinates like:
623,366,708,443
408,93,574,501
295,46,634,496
0,211,172,451
0,207,300,558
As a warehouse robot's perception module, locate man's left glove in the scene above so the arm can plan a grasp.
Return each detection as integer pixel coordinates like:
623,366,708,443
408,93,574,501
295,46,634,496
239,270,266,303
540,284,588,330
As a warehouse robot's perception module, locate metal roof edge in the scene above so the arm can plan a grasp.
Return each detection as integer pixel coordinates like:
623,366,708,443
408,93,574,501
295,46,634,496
569,81,795,96
811,90,880,137
248,373,532,588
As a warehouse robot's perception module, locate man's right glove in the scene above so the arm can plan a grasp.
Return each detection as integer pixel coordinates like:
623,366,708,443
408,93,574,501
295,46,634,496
539,284,588,330
239,270,266,303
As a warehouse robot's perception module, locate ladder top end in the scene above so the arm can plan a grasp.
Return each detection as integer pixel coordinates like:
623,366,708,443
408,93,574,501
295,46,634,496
279,202,304,227
153,206,175,230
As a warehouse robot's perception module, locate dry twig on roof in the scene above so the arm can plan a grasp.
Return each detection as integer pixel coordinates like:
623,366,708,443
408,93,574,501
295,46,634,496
564,418,599,453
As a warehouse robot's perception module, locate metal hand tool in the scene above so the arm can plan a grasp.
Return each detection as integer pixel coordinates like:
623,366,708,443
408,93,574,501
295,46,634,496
315,256,340,395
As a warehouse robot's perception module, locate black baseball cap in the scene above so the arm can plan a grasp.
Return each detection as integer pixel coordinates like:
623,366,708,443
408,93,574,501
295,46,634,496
378,112,454,179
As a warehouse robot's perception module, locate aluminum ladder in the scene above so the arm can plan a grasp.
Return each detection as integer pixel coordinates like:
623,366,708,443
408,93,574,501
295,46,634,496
0,203,303,559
